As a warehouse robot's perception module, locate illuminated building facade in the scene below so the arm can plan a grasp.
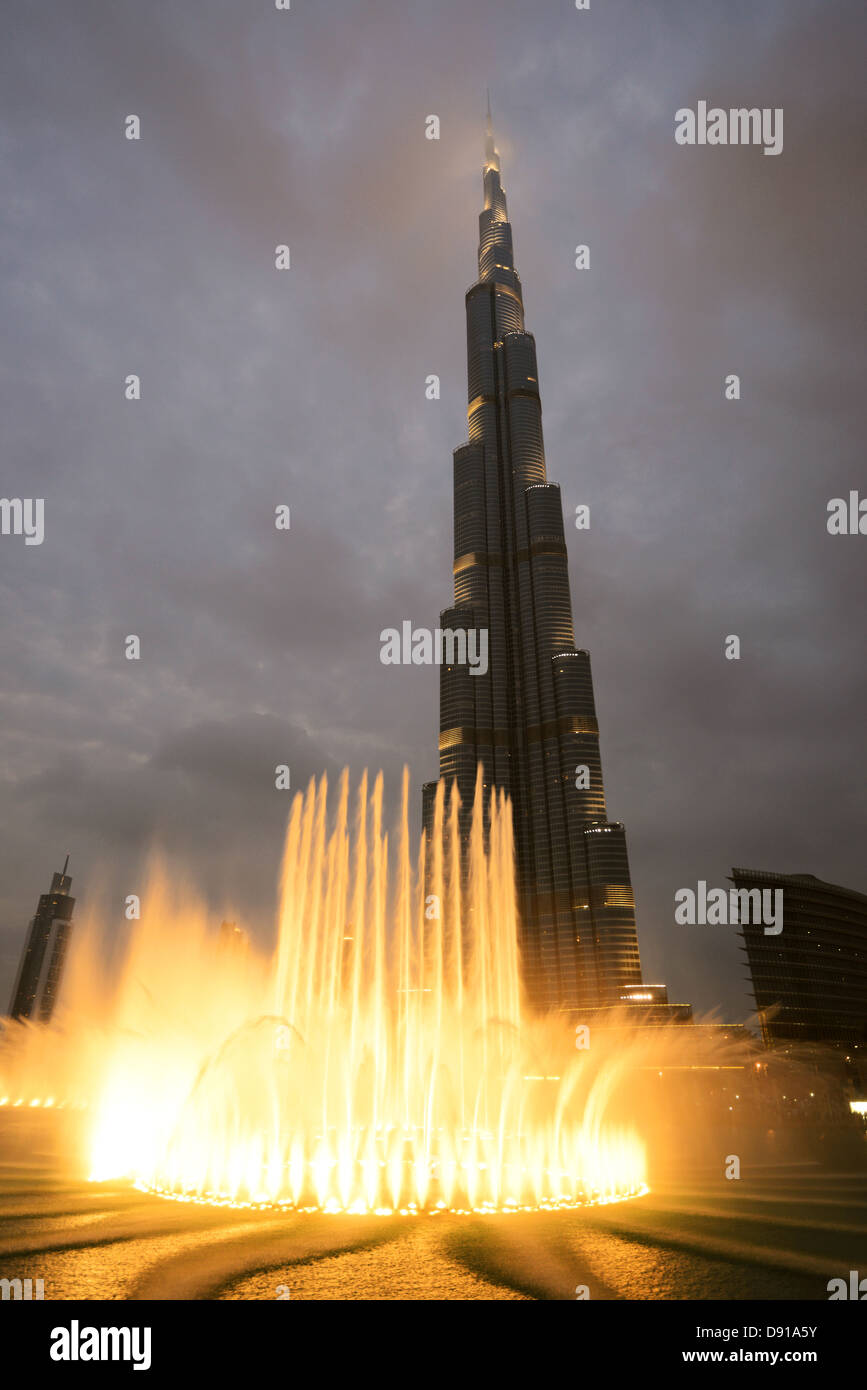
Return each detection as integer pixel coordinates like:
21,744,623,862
8,857,76,1023
423,102,643,1010
734,867,867,1049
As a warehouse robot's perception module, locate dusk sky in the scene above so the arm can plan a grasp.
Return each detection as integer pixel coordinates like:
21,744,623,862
1,0,865,1023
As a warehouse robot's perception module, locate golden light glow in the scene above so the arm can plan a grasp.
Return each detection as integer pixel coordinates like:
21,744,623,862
4,768,648,1215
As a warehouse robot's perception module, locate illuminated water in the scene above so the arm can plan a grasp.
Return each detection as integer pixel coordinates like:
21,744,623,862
0,768,646,1213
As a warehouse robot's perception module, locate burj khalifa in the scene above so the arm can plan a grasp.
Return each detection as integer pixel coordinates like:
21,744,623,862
423,101,644,1011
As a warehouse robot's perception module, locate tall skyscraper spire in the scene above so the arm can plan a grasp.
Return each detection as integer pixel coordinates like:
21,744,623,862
423,106,644,1011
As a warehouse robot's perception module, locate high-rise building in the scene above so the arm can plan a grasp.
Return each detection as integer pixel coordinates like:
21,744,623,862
733,867,867,1049
423,103,643,1010
8,857,75,1023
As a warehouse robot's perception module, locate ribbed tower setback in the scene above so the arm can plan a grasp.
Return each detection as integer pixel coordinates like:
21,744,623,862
423,103,643,1011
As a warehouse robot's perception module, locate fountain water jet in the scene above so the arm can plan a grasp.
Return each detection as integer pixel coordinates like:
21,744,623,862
11,768,648,1213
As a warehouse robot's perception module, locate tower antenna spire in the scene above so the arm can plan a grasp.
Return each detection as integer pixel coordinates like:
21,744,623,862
484,90,497,169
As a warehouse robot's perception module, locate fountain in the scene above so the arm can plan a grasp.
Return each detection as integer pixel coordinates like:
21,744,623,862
3,768,647,1213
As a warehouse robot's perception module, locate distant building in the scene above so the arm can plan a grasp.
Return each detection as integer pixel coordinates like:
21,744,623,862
733,867,867,1050
564,981,693,1030
617,983,694,1025
8,857,76,1022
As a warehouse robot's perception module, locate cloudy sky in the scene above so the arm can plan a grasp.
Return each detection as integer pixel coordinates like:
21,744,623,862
1,0,864,1022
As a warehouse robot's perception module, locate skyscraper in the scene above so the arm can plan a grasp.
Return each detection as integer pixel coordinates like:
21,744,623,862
8,857,75,1023
423,103,643,1011
733,867,867,1049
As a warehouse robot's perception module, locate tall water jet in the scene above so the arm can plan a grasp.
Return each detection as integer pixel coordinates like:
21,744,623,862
19,768,647,1213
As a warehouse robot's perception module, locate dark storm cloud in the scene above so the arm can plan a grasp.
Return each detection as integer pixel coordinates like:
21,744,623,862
1,0,864,1020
